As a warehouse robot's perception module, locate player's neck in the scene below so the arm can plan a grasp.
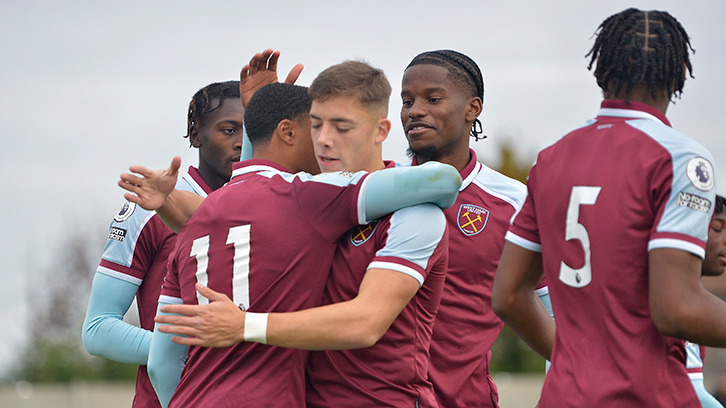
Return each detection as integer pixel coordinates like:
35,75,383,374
603,83,671,115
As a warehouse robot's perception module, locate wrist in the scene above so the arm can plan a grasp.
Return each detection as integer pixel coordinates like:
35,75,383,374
243,312,269,344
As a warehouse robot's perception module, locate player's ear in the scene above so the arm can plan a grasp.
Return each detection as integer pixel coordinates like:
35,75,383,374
374,118,391,145
276,119,295,146
465,97,483,123
189,125,202,148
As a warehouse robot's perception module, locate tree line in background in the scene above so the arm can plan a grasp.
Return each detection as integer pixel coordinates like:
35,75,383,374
3,140,539,383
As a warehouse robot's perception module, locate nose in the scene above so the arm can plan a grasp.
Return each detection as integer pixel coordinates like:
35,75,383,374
316,123,334,148
234,132,243,150
407,99,426,119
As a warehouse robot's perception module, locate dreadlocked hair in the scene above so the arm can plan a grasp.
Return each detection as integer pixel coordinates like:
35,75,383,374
407,50,486,141
586,8,694,103
185,81,241,146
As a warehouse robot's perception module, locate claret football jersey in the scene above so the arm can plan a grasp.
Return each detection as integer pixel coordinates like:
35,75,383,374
507,100,716,407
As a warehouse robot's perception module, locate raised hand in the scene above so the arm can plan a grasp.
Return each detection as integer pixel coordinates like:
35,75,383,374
118,156,181,211
240,48,304,107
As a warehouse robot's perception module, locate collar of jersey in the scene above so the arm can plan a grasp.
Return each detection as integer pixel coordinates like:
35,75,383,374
597,99,671,127
231,160,288,180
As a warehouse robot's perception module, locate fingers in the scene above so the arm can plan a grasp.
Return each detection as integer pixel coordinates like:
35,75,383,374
158,304,199,316
170,336,203,346
195,282,230,303
169,156,181,176
127,165,154,178
284,63,304,85
267,50,281,72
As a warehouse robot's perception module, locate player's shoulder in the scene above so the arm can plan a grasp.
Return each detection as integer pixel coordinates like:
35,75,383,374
108,201,156,232
469,162,527,209
627,118,711,160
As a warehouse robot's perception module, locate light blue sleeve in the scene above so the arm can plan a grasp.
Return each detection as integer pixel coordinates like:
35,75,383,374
371,204,447,286
148,300,187,408
692,378,725,408
364,161,462,222
241,125,253,161
82,272,150,365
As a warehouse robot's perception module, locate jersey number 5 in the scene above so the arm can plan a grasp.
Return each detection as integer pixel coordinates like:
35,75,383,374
189,225,252,310
559,186,601,288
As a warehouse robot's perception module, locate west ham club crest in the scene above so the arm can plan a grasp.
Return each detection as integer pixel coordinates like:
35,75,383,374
350,221,379,246
457,204,489,236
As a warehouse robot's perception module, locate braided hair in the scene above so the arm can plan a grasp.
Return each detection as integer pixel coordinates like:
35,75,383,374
586,8,694,103
406,50,486,141
716,195,726,216
185,81,241,146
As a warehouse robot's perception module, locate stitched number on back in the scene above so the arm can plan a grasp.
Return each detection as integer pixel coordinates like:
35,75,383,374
559,186,601,288
189,225,252,308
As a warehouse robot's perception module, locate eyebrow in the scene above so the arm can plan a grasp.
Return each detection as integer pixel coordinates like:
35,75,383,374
401,86,448,96
310,114,355,124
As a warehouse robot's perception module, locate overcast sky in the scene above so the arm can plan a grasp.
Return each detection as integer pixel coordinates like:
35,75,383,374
1,0,724,374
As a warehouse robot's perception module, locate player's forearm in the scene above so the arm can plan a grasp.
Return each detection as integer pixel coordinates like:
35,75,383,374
148,302,187,408
82,273,151,364
649,248,726,347
265,300,388,350
493,242,553,360
364,162,462,221
156,190,204,233
496,292,555,360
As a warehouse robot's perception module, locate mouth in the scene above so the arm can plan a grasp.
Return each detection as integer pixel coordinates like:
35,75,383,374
231,155,241,162
406,122,433,137
317,156,339,166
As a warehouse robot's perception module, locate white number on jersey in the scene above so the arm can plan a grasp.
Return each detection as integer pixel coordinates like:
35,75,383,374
559,186,601,288
189,225,252,309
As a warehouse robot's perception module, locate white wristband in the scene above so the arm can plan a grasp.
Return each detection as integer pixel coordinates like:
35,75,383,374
243,312,269,344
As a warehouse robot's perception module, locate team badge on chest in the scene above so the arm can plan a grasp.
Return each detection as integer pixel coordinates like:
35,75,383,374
350,221,379,246
457,204,489,236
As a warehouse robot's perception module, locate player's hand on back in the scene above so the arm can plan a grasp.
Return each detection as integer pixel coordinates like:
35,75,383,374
156,282,246,348
240,48,304,108
119,156,181,211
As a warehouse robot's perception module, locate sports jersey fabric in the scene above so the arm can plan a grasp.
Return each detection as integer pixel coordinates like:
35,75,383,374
83,167,211,408
507,99,716,408
415,149,526,408
306,162,450,408
159,159,373,408
686,343,724,408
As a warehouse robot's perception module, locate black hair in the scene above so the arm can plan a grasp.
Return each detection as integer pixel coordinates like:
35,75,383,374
185,81,241,146
406,49,486,141
244,83,311,148
716,195,726,215
586,8,694,103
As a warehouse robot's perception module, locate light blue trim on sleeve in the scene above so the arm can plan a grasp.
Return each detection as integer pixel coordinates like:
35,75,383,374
148,299,187,408
372,203,447,286
363,161,462,222
241,124,253,161
82,272,151,365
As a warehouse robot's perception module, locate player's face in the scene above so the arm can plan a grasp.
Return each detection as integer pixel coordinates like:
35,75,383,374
310,95,389,173
195,97,245,185
296,114,321,175
400,64,475,162
703,212,726,276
